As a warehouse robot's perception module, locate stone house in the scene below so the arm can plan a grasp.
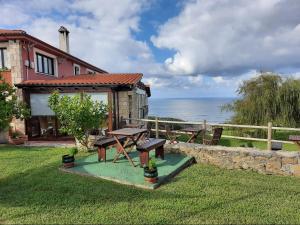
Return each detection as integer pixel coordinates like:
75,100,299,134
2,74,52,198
0,27,150,141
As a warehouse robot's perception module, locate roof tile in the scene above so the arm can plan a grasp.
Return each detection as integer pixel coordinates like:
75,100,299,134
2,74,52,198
0,29,26,35
17,73,143,87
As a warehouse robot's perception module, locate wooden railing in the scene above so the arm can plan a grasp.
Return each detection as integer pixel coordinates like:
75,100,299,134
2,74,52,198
126,117,300,150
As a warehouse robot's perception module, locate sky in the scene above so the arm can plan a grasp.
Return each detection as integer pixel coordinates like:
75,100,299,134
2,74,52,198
1,0,300,98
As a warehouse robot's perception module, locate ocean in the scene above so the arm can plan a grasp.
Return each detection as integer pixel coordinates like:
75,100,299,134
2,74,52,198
148,98,235,123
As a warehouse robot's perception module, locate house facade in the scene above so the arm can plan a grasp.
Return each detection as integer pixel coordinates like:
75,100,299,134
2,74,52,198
0,27,150,141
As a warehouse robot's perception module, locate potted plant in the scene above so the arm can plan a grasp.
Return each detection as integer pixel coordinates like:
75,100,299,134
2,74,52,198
9,131,28,145
144,158,158,183
62,147,78,168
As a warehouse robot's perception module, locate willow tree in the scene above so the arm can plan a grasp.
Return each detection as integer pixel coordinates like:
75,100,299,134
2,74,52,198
276,78,300,127
223,73,300,127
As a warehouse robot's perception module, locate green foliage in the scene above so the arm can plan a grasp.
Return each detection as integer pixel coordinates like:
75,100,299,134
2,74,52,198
148,158,157,170
48,91,107,149
11,131,22,139
240,142,254,148
0,74,30,132
223,73,300,127
0,67,9,72
69,147,78,156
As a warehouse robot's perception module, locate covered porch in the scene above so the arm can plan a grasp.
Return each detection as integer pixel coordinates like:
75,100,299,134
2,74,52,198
16,74,149,141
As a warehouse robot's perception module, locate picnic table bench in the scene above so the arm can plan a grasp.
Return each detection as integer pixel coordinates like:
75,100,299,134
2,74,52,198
94,136,126,162
289,135,300,150
137,138,166,167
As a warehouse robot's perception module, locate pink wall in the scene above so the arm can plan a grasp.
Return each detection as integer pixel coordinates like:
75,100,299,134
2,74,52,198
21,42,92,81
0,71,12,85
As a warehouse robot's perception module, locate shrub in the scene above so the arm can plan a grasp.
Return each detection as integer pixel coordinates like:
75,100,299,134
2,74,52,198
48,91,107,150
0,74,30,132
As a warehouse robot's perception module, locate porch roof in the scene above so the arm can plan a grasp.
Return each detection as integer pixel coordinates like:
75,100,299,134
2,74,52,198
16,73,143,87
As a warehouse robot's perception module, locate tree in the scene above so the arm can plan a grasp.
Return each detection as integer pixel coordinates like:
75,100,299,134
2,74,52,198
223,73,300,127
48,91,108,150
0,74,29,132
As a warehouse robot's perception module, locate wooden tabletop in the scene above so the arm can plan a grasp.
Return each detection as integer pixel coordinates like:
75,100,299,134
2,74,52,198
108,128,148,136
181,127,203,133
289,135,300,141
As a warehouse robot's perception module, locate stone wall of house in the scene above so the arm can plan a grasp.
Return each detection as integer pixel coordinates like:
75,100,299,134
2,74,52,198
118,88,148,123
0,131,9,144
7,40,26,134
165,143,300,177
7,40,23,85
118,91,130,119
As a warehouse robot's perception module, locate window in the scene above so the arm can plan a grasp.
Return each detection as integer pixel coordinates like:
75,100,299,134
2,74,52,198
36,53,54,75
0,48,7,69
74,64,80,75
86,69,95,74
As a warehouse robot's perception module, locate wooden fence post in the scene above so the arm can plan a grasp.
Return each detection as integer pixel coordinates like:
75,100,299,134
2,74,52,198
267,122,272,151
202,119,207,142
155,117,159,138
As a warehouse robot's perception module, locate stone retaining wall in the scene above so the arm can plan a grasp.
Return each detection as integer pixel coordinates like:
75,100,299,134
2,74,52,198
165,143,300,176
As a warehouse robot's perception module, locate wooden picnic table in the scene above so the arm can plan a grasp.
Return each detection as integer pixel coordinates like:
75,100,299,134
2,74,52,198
289,135,300,149
108,128,148,167
181,127,204,143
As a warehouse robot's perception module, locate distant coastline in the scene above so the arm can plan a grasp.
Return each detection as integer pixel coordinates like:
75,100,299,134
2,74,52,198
148,97,235,123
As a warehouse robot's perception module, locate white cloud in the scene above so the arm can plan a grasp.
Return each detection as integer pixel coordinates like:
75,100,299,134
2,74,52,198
188,75,204,86
152,0,300,76
2,0,300,98
0,3,31,25
0,0,162,75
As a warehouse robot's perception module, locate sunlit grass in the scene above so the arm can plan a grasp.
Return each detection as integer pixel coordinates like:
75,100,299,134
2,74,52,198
1,146,300,224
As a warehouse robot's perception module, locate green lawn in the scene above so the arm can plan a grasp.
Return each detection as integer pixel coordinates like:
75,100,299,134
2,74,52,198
1,146,300,224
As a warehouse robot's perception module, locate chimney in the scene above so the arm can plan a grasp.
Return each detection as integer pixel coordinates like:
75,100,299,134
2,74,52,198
58,26,70,53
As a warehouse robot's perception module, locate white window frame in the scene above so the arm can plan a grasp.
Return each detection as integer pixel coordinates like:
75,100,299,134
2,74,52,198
34,48,58,77
0,48,7,69
0,42,10,69
73,63,81,75
86,68,95,74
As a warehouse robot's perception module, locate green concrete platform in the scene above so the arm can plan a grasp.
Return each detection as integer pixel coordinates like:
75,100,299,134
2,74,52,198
60,148,195,189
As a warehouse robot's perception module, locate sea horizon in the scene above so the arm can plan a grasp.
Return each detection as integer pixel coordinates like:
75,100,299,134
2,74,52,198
148,97,235,123
150,96,237,100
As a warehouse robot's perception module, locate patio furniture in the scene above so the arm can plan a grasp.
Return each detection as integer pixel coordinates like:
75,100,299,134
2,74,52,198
271,142,283,151
289,135,300,150
165,125,180,144
203,128,223,145
109,128,148,167
94,136,126,162
181,127,204,143
137,138,166,167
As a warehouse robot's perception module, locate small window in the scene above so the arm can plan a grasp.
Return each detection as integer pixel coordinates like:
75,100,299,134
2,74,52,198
36,53,55,75
86,69,95,74
74,64,80,75
0,48,7,69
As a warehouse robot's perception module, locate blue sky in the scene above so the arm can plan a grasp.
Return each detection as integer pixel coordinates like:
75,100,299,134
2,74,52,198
1,0,300,98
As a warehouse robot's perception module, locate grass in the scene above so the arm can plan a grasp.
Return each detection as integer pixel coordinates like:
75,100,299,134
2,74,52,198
1,146,300,224
170,132,299,151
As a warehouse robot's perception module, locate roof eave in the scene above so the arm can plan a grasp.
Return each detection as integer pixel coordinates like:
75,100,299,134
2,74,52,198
0,33,108,74
15,83,133,88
